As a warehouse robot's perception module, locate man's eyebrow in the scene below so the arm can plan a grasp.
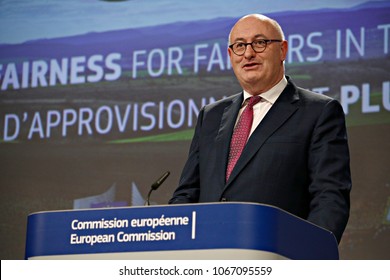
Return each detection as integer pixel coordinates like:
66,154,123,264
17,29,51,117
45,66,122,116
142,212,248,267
232,34,267,42
233,37,246,42
254,34,267,38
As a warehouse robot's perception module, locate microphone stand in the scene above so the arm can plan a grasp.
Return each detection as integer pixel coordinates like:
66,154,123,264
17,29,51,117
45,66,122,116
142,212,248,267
145,171,170,206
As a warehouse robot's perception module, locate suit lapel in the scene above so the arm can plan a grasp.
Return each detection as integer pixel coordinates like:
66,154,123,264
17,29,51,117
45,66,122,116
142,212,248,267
225,82,300,187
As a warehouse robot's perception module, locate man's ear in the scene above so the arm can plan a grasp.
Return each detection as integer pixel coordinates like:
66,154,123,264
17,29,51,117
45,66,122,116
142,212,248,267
280,40,288,61
228,47,233,59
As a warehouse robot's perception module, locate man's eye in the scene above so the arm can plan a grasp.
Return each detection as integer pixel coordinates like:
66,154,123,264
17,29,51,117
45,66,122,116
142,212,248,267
236,43,245,48
253,40,265,46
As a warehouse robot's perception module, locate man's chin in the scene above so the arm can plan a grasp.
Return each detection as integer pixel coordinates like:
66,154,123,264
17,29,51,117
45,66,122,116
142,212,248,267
241,74,262,85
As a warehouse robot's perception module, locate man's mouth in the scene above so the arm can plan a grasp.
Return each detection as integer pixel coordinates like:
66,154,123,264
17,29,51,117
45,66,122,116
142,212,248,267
243,62,260,69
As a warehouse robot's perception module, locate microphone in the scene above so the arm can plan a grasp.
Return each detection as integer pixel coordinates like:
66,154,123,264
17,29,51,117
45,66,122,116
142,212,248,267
145,171,170,206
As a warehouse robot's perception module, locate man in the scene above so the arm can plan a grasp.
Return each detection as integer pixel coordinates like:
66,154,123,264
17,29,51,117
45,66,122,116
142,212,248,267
169,14,351,243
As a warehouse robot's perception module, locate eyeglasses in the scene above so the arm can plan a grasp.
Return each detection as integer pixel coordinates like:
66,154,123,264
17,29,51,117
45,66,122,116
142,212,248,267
229,39,282,56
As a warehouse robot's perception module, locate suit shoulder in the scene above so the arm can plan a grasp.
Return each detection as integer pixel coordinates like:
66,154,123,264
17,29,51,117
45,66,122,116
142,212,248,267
295,86,345,117
296,86,344,108
297,86,333,102
286,77,334,105
203,92,241,112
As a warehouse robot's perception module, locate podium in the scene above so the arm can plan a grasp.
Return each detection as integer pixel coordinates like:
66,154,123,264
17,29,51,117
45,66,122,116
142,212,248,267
25,202,339,260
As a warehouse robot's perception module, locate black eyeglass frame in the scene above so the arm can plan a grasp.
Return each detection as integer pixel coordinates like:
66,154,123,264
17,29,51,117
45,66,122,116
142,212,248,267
229,39,283,56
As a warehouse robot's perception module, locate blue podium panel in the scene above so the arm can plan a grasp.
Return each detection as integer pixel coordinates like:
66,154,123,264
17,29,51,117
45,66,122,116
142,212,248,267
25,202,339,260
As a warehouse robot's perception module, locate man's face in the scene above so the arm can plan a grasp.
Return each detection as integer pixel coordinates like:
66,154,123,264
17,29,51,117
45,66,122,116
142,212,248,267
228,16,287,94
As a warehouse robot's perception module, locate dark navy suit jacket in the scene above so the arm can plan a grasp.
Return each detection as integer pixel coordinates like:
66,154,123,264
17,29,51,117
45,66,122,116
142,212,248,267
169,77,351,243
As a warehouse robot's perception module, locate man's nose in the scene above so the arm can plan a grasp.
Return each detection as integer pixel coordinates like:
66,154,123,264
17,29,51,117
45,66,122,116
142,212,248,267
244,44,256,59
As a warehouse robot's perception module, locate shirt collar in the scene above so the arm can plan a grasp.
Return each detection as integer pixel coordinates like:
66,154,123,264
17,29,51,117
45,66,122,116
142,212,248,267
243,76,287,105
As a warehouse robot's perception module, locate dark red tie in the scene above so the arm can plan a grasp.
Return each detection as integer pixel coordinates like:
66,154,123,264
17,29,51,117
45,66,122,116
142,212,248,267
226,95,261,182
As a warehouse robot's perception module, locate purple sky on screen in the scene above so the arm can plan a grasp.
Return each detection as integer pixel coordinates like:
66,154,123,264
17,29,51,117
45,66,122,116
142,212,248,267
0,0,387,44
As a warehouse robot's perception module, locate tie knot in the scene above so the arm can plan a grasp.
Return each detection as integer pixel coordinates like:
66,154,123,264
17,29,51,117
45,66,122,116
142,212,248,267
247,95,261,107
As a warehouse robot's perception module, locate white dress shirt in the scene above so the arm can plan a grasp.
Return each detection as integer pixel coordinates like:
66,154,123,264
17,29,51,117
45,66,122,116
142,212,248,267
237,76,288,137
